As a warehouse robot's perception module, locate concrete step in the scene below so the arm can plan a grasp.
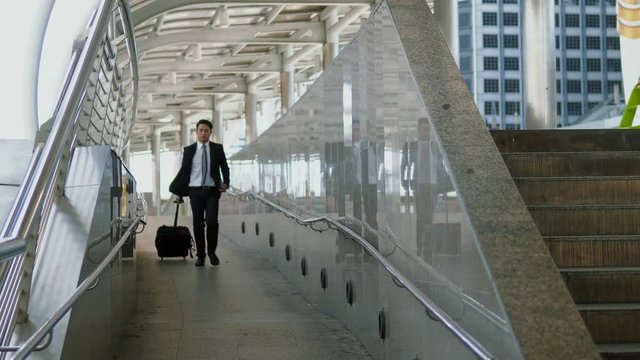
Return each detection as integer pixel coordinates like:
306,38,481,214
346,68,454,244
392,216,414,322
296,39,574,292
578,303,640,344
491,129,640,153
545,235,640,267
599,343,640,360
502,152,640,177
528,205,640,236
515,176,640,205
561,268,640,304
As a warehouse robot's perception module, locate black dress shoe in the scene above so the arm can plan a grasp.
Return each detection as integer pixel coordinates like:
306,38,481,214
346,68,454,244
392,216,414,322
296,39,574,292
195,257,205,267
210,254,220,266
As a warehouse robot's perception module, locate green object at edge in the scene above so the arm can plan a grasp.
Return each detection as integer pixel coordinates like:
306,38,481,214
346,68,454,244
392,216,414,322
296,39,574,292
620,83,640,128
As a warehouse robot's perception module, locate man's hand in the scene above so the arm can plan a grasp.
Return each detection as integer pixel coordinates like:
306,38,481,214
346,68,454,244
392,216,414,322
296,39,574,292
174,196,184,203
219,184,228,192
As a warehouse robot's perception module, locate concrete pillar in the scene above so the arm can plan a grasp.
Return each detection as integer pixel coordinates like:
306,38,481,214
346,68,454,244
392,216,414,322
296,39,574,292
522,0,556,129
280,45,295,114
212,98,224,144
122,143,130,166
151,127,162,216
245,92,258,144
323,8,339,69
179,112,190,148
433,0,459,64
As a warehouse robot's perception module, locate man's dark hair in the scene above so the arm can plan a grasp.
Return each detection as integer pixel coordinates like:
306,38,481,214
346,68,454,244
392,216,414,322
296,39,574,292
196,119,213,130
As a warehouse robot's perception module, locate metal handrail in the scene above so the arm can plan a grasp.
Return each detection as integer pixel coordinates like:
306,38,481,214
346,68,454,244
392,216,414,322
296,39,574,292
226,189,494,360
4,217,141,360
0,0,139,351
0,0,138,257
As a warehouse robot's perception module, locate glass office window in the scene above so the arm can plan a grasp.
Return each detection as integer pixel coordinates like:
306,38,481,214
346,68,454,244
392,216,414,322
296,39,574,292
503,13,518,26
556,79,562,93
568,102,582,115
585,14,600,28
484,78,499,92
504,79,520,93
483,12,497,26
504,34,519,48
565,14,580,27
608,80,623,93
566,58,581,71
566,36,581,49
607,58,621,72
605,15,617,28
505,101,520,115
567,80,582,93
587,80,602,94
586,58,601,71
607,37,620,50
585,0,600,5
503,0,518,3
557,102,562,115
504,57,519,71
484,57,499,71
586,36,601,50
483,34,498,48
484,101,500,115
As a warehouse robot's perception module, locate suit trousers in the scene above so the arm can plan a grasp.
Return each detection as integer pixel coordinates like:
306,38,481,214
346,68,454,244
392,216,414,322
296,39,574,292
188,187,221,258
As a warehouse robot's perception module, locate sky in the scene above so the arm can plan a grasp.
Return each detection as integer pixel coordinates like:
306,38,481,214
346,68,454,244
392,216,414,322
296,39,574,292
0,0,99,140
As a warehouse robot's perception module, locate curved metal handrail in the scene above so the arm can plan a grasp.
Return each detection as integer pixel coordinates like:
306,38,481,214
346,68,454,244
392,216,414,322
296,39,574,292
226,189,494,360
0,0,139,351
5,217,142,360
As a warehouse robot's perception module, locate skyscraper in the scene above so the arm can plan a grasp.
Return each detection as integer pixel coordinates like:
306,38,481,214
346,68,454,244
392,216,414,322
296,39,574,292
457,0,622,129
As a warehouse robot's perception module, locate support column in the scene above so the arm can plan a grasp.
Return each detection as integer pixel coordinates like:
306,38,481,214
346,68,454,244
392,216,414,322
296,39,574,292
323,8,339,69
178,112,191,215
212,97,224,144
522,0,556,129
244,74,258,145
280,45,295,114
151,127,162,216
122,143,130,166
433,0,459,64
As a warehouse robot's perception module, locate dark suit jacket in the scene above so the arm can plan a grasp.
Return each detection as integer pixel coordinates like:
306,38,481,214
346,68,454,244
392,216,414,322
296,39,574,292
169,142,230,197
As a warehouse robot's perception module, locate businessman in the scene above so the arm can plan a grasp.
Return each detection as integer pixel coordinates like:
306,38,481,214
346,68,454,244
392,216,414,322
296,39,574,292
169,119,230,267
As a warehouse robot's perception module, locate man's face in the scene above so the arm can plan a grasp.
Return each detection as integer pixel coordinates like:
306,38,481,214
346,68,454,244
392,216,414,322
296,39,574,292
197,124,211,143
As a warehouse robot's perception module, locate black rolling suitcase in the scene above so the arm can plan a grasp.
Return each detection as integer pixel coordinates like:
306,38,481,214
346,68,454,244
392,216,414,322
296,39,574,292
155,202,194,260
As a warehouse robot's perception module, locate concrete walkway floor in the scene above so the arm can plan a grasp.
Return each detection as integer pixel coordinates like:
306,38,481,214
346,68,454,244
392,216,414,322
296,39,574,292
115,216,372,360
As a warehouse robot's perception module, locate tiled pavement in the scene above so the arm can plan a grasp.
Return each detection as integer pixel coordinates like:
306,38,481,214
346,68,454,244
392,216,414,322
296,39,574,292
115,216,372,360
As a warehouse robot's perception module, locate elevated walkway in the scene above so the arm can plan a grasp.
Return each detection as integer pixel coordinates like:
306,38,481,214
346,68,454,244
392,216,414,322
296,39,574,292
116,216,371,360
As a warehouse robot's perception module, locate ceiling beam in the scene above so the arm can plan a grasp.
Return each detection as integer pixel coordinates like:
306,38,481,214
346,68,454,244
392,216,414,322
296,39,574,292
130,0,375,27
125,22,325,59
140,78,248,95
139,54,282,75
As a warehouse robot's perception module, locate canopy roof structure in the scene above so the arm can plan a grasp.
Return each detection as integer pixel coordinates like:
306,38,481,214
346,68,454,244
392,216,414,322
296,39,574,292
125,0,385,152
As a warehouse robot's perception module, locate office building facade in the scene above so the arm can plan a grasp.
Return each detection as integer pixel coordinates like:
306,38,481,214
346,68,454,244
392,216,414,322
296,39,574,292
458,0,622,128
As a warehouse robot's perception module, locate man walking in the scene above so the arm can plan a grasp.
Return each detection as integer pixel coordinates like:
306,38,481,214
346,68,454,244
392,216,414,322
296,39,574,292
170,119,230,266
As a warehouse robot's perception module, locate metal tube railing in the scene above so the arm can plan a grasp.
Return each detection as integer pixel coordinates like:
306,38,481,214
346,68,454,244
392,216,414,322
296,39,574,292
0,0,139,351
4,217,141,360
227,189,494,360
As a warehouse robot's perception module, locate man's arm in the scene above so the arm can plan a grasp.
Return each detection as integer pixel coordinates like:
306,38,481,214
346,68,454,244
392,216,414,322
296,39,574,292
219,144,230,192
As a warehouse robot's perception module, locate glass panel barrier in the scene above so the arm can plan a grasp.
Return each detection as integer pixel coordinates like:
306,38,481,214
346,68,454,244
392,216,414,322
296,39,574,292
220,2,519,358
222,0,600,359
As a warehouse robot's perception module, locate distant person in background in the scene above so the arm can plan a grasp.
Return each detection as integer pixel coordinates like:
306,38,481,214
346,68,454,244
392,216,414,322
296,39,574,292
170,119,230,267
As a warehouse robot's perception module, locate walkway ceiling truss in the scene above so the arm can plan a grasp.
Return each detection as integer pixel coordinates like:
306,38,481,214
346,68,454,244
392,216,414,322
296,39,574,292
125,0,374,152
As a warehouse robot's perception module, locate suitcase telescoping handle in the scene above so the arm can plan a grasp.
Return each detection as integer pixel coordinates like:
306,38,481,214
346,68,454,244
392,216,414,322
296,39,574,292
174,201,180,228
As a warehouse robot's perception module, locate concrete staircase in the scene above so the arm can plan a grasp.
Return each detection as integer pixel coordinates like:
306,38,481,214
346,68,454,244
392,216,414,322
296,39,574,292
492,130,640,360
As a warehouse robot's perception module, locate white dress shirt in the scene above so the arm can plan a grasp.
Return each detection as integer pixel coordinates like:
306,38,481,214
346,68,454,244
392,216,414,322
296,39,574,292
189,142,215,187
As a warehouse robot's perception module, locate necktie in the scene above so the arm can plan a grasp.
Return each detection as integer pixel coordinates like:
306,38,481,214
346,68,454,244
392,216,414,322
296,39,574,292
201,144,207,186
